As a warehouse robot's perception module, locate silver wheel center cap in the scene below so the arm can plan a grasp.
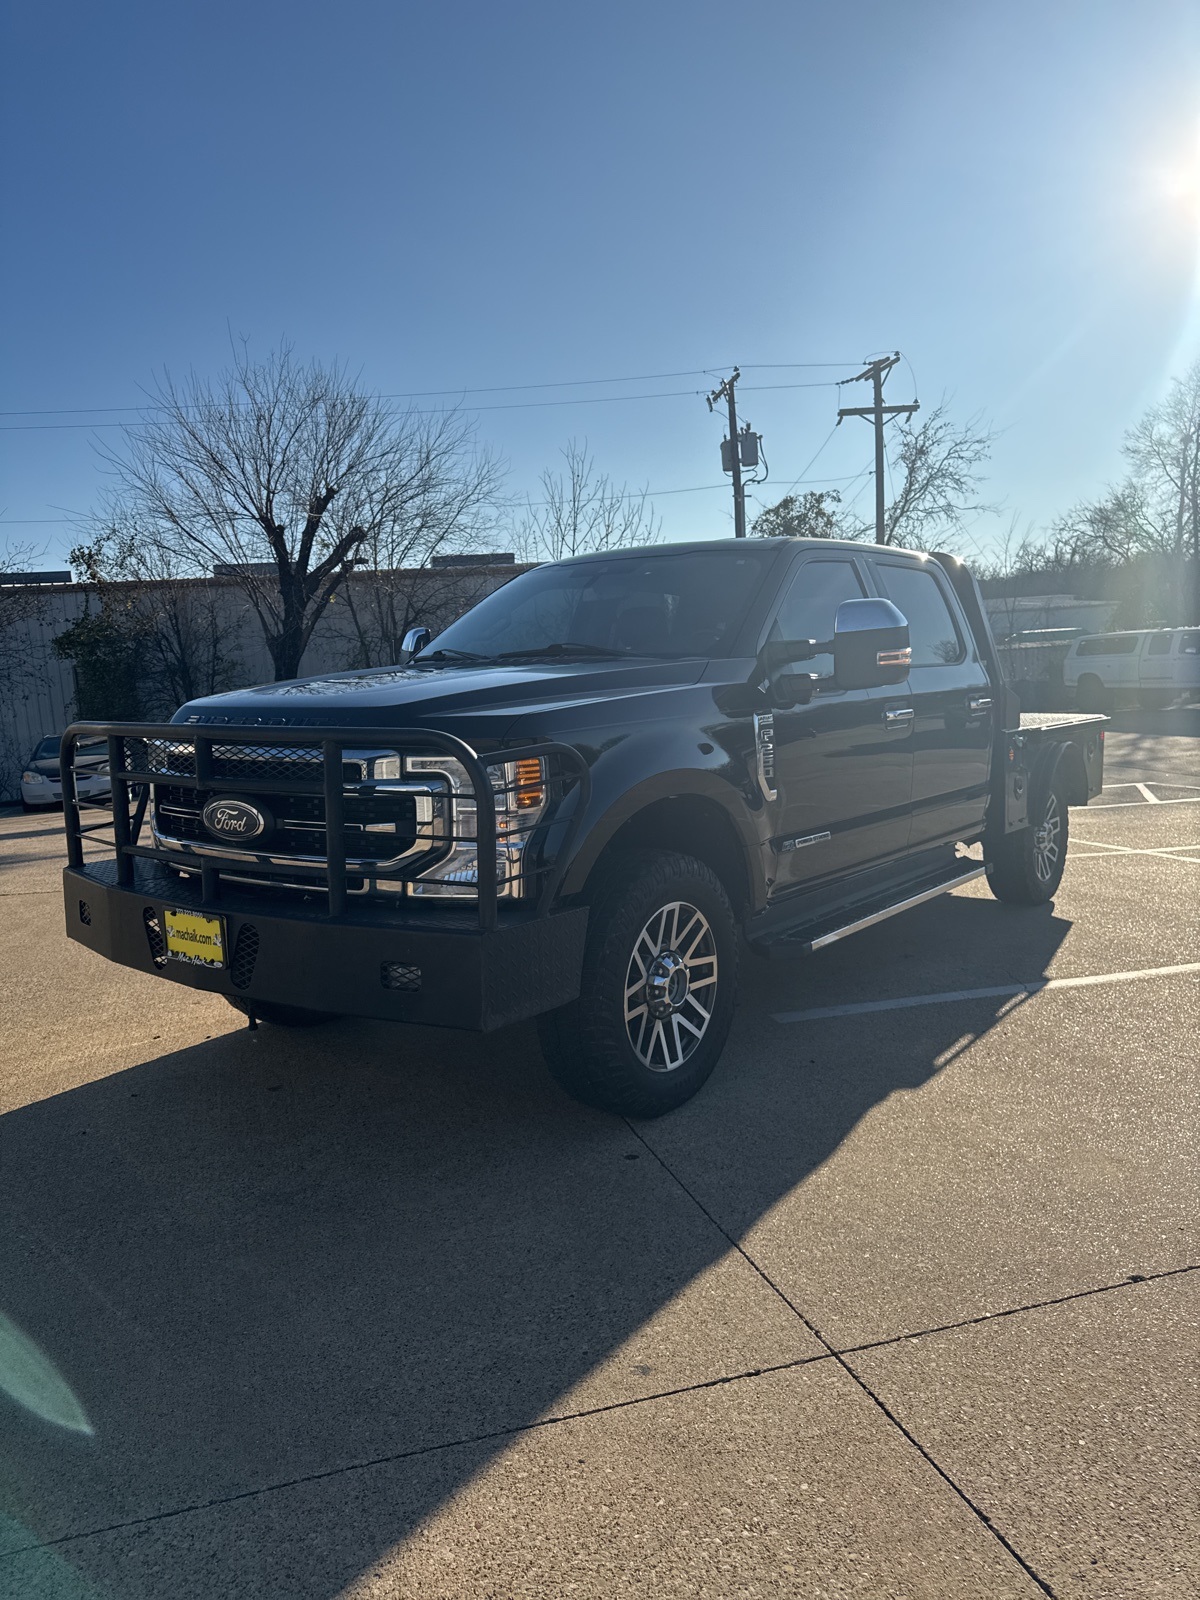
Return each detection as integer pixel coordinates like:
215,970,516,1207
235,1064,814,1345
646,951,689,1017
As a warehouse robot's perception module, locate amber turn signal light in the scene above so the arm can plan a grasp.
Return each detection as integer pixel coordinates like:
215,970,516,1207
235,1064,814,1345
514,758,545,809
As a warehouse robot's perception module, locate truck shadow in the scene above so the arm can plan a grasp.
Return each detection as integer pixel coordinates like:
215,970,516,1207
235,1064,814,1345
1,895,1070,1596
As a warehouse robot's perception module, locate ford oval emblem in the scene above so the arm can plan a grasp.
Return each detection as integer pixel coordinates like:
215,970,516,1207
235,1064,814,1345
202,797,268,841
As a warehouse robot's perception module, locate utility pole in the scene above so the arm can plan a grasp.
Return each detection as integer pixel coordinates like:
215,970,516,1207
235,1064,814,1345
837,353,919,544
707,368,747,538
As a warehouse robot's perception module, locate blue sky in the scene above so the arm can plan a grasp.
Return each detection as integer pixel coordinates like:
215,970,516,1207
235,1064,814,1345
2,0,1198,567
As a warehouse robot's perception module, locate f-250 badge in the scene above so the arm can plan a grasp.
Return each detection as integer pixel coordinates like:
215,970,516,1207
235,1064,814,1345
753,711,777,803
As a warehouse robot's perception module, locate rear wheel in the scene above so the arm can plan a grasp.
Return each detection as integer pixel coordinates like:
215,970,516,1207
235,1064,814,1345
226,998,340,1027
1076,673,1110,713
537,850,738,1117
987,775,1069,904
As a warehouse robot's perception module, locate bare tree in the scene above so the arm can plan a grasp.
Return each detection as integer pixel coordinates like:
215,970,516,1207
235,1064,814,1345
515,440,660,562
754,403,995,552
97,342,503,680
69,523,243,713
857,400,998,549
0,542,48,699
1048,355,1200,622
334,443,506,666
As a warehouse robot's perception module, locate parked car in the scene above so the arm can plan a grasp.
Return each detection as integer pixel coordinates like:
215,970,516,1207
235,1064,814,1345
61,540,1105,1116
21,735,111,810
1063,628,1200,711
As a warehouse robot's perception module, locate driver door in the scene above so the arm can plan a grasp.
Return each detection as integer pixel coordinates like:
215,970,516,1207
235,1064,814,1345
765,555,913,896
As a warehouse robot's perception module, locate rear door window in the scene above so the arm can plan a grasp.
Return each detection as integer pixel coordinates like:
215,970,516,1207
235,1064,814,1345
1146,634,1172,657
874,563,965,667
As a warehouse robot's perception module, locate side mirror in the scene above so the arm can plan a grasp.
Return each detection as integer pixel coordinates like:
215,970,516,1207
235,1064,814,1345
759,638,819,709
833,598,911,689
402,625,432,661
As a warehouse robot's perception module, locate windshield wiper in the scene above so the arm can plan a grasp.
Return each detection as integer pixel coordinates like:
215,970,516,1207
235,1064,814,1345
491,642,633,661
416,647,489,663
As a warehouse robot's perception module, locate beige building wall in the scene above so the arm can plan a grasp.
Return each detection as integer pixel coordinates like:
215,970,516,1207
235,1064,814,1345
0,564,526,801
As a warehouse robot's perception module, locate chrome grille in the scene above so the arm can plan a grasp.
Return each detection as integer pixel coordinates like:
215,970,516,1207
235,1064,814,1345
152,784,422,862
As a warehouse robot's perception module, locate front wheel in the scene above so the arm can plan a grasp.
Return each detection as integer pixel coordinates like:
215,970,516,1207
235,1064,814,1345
538,850,739,1117
226,998,340,1027
987,776,1069,904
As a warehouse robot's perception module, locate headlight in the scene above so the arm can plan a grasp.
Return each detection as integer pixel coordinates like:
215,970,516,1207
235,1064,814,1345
408,756,548,899
22,771,48,785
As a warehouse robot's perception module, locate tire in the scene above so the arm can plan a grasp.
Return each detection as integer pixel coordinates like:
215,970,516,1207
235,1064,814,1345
987,773,1069,904
537,850,739,1117
226,997,340,1027
1076,674,1110,714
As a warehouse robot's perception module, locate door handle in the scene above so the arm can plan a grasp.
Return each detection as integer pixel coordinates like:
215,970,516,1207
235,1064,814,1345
884,706,915,726
967,695,993,716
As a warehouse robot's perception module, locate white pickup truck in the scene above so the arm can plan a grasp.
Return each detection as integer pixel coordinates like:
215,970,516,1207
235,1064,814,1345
1064,628,1200,711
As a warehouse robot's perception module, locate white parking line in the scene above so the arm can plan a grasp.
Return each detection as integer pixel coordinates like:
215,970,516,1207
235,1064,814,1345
1071,839,1200,862
1089,795,1200,809
772,962,1200,1024
1136,783,1163,803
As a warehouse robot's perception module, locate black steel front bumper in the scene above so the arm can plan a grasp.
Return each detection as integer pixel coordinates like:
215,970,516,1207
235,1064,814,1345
59,719,592,1031
64,859,589,1032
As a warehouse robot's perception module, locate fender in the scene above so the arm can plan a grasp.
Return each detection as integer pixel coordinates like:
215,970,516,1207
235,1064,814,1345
556,735,768,911
1032,737,1090,808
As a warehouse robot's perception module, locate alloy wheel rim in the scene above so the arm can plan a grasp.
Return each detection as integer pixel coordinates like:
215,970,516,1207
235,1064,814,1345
623,900,718,1073
1033,793,1061,883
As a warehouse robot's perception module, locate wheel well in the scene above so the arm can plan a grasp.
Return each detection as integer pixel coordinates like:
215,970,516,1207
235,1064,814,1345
1046,743,1089,807
585,797,753,915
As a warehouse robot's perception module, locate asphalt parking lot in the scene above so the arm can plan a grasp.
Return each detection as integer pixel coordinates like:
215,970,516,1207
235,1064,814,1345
1,715,1196,1599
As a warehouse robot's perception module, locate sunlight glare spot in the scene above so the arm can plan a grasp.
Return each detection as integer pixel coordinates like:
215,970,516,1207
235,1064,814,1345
0,1310,95,1435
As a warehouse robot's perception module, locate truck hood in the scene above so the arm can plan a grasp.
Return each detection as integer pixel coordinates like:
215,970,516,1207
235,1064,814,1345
171,657,710,739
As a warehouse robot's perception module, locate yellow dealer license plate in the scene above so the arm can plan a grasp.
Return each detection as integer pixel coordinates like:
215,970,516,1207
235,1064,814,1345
163,908,226,968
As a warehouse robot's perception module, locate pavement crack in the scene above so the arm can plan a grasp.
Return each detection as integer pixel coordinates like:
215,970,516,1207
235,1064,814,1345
838,1263,1198,1357
0,1352,836,1561
621,1117,1062,1600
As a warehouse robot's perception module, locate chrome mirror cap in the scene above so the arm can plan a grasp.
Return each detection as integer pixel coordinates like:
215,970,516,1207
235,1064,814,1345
402,626,432,660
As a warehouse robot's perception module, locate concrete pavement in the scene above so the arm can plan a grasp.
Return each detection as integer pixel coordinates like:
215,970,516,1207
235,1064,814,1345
1,721,1196,1598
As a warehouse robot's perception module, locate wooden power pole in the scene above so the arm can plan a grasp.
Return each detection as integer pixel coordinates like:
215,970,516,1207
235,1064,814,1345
707,369,747,538
837,354,919,544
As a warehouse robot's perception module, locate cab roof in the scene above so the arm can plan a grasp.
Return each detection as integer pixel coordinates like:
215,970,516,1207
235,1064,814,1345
559,536,941,563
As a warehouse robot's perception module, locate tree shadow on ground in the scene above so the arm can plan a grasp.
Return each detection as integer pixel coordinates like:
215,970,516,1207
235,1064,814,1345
0,896,1070,1597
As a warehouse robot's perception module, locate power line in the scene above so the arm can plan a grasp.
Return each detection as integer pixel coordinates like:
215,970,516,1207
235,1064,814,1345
0,472,871,528
0,379,844,431
0,362,859,420
0,369,720,418
778,424,840,499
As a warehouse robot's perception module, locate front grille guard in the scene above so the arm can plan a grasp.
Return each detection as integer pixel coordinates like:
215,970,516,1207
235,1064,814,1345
60,723,591,931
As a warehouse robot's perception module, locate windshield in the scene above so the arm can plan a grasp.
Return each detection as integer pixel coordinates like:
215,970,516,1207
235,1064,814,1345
421,549,772,662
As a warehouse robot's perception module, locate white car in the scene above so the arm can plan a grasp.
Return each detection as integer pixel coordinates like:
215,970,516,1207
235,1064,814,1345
1063,628,1200,711
21,735,112,810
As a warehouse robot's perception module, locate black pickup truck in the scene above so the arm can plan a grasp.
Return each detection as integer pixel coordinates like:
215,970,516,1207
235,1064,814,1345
61,538,1105,1115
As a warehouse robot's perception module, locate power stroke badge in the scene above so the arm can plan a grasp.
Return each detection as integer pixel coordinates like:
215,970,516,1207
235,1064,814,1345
753,711,777,803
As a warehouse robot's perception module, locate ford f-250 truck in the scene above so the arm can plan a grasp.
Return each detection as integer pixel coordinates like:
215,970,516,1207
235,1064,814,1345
61,538,1105,1116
